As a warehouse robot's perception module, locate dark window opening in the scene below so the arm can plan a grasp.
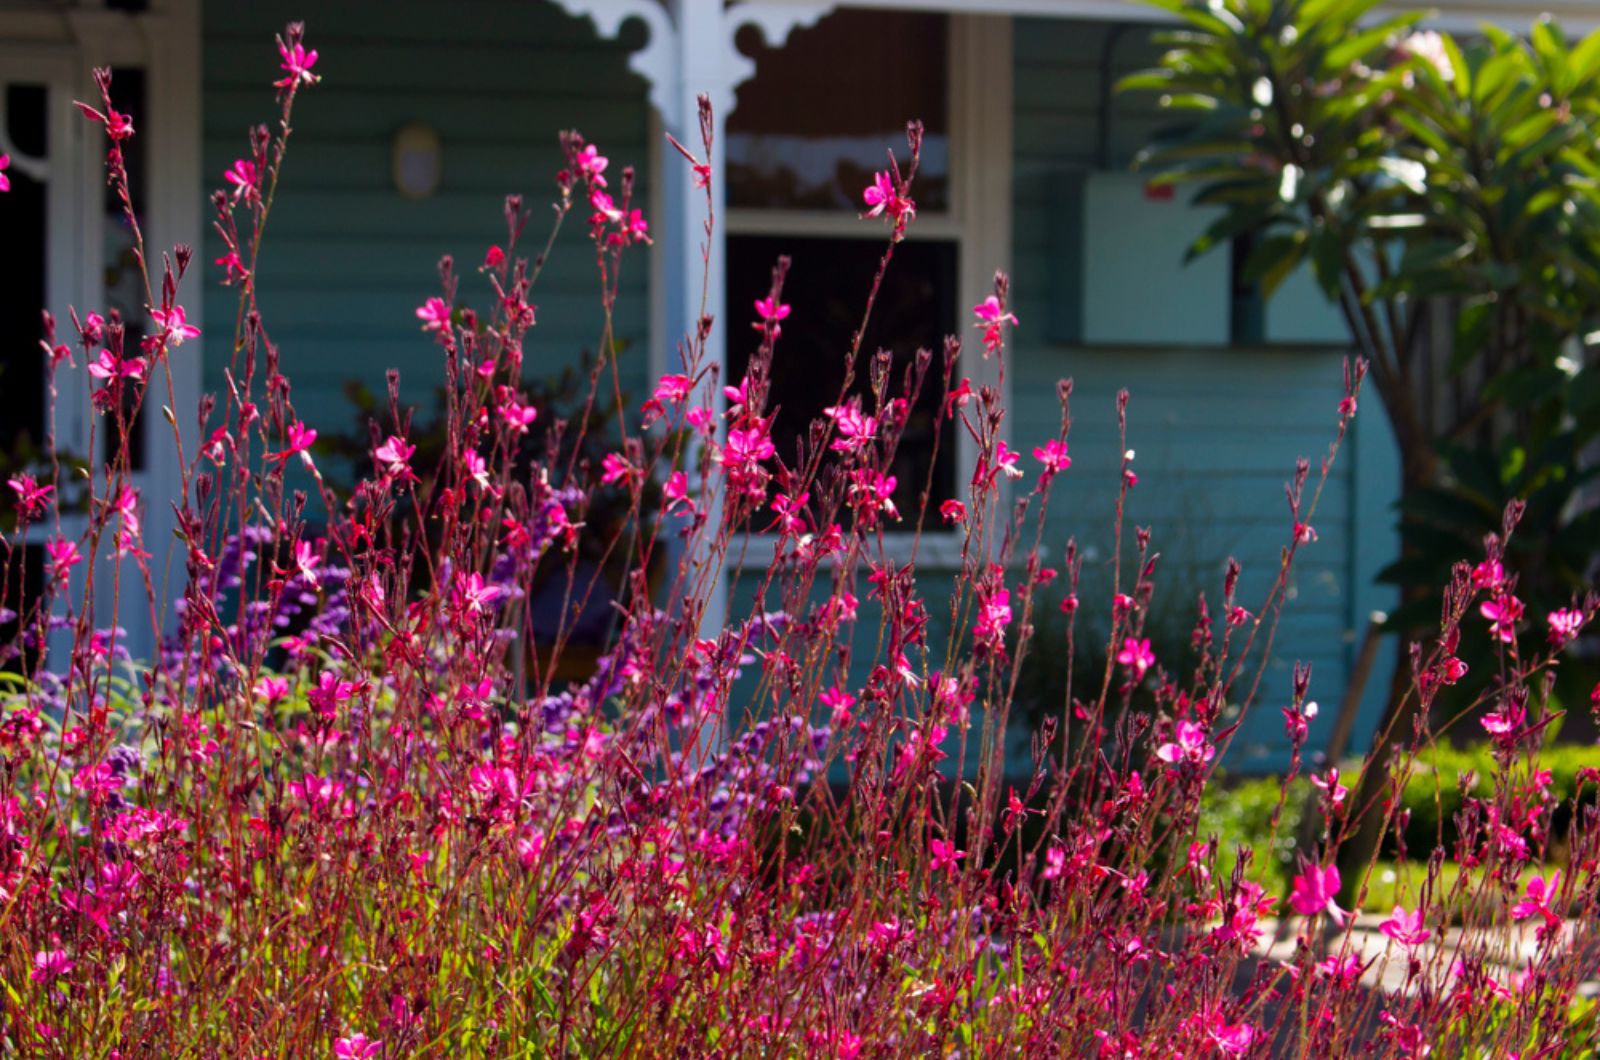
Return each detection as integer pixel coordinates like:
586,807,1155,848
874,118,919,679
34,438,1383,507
103,67,149,472
726,234,958,529
0,85,48,462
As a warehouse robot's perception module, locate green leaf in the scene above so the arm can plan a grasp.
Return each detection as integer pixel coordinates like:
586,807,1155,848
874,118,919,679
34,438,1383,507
1309,228,1346,299
1243,232,1308,298
1325,19,1416,71
1481,363,1568,411
1570,27,1600,87
1397,485,1499,528
1450,300,1494,375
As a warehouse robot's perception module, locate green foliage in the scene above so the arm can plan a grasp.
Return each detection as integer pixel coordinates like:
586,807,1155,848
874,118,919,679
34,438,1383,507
1391,740,1600,856
1125,0,1600,713
1197,773,1308,892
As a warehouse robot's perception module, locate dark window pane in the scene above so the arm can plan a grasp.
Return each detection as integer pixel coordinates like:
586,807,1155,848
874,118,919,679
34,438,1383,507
104,68,148,471
0,85,48,460
728,10,949,212
726,234,957,527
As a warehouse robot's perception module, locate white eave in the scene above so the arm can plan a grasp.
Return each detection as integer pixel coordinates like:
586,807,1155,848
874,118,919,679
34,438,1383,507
735,0,1600,34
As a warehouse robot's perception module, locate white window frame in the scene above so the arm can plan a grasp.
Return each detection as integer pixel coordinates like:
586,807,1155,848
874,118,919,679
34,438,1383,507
0,0,202,664
721,11,1012,569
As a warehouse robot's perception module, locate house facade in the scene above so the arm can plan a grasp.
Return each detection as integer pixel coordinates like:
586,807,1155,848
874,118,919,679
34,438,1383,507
5,0,1588,765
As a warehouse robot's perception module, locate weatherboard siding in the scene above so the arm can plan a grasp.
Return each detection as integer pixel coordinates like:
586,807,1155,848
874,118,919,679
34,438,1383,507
1009,17,1401,768
199,0,654,440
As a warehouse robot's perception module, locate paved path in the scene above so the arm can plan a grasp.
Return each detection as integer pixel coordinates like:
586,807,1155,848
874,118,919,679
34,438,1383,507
1250,915,1600,998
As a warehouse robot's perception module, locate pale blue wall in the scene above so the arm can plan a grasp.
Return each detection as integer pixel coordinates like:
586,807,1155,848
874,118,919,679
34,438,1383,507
1010,17,1401,769
200,0,654,441
195,4,1399,772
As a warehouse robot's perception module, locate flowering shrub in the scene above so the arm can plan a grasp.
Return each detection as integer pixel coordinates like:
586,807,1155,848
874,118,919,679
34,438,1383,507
1,24,1597,1057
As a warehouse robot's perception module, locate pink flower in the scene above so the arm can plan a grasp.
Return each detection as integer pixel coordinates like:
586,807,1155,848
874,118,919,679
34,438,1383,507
1480,594,1524,643
723,375,750,414
1481,700,1525,737
1117,637,1155,680
861,170,915,226
1379,905,1431,948
1548,607,1584,644
150,305,201,348
46,538,82,580
929,837,964,873
1156,720,1212,765
654,373,691,405
1511,870,1562,926
416,297,451,332
374,435,416,478
862,171,895,217
275,39,320,89
253,676,290,706
944,377,973,418
224,158,260,203
8,473,53,518
215,249,250,286
1471,558,1504,590
306,671,356,719
990,440,1024,481
271,421,318,466
454,571,502,614
939,499,966,524
824,403,877,453
1317,952,1366,987
500,400,538,433
719,426,774,475
974,587,1012,648
972,295,1017,328
601,451,638,487
1208,1018,1254,1056
588,187,622,224
769,491,809,535
576,143,608,186
31,949,73,984
1042,844,1065,880
89,348,146,382
287,540,318,586
820,686,856,727
1293,522,1317,545
753,297,791,332
1289,862,1349,924
463,449,491,489
332,1034,381,1060
0,153,10,193
75,100,135,140
623,208,650,244
973,295,1018,358
663,470,694,516
1033,439,1070,481
1311,768,1348,806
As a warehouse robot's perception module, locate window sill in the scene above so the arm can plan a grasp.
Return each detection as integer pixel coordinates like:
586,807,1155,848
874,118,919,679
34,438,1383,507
723,528,978,573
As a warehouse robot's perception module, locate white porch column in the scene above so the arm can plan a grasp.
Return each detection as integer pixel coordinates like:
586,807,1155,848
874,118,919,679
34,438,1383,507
666,0,731,647
553,0,835,647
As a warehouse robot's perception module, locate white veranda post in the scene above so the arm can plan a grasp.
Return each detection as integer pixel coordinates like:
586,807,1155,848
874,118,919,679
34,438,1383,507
551,0,840,694
0,0,202,668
